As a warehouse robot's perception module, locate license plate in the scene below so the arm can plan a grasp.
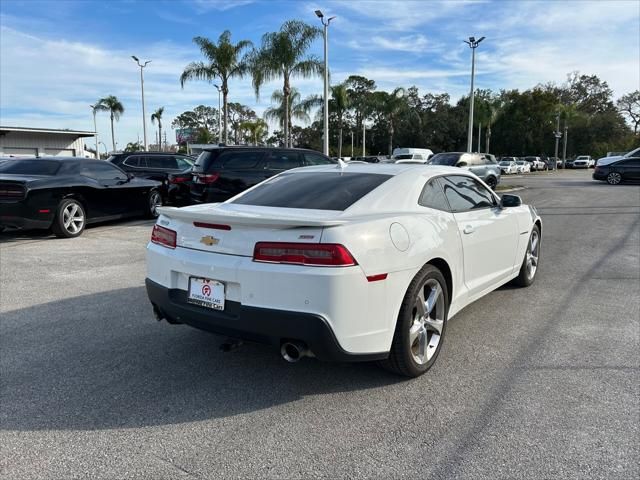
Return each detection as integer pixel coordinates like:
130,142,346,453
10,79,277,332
188,277,225,310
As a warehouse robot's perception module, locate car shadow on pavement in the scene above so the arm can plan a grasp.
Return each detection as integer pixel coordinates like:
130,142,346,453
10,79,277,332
1,286,403,431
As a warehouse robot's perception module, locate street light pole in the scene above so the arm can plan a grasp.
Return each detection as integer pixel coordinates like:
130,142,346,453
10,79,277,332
554,112,561,171
464,36,485,152
131,56,151,151
316,10,335,156
562,124,568,168
351,131,354,157
362,122,366,157
89,105,99,159
214,84,222,144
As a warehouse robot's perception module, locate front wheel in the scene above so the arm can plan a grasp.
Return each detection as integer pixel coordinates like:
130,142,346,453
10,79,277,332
52,198,86,238
513,224,541,287
606,172,622,185
380,265,449,377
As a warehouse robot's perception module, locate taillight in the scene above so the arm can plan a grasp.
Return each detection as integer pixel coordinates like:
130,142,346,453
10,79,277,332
253,242,357,266
197,173,220,184
169,176,188,184
151,225,176,249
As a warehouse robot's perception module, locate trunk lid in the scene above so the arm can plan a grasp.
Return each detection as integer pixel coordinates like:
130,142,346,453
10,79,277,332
157,204,345,256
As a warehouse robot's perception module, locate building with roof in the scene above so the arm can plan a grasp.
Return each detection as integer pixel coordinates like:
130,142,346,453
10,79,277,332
0,126,96,157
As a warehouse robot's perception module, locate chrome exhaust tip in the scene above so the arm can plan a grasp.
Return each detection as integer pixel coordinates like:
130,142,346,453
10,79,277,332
280,341,310,363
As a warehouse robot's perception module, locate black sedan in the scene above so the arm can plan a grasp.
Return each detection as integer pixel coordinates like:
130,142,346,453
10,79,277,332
0,157,162,238
593,157,640,185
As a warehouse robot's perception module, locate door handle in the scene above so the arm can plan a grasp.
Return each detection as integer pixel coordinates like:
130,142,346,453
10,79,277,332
463,225,475,234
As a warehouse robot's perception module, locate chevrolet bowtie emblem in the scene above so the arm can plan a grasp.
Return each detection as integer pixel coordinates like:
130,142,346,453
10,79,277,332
200,235,219,246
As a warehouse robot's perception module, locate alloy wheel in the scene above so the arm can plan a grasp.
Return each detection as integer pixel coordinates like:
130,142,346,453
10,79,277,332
607,172,621,185
63,202,84,234
526,229,540,280
149,191,162,216
409,279,445,365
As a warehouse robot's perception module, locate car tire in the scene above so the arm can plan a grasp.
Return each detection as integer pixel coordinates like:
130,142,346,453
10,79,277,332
145,189,162,218
485,176,497,189
513,224,541,287
380,264,449,377
52,198,86,238
606,172,622,185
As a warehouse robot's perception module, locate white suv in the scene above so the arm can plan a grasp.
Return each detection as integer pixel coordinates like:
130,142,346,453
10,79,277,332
573,155,595,168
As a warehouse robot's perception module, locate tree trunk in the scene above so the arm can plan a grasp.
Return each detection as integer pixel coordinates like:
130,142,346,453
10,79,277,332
110,112,116,152
158,121,162,152
283,74,290,148
486,125,491,154
388,122,394,156
222,80,229,144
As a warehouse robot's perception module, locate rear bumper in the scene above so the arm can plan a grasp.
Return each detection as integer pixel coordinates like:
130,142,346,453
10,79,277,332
146,278,388,362
0,203,54,230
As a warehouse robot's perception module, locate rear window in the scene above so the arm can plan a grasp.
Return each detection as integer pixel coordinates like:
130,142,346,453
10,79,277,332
232,172,392,211
394,154,414,160
0,160,60,175
429,153,461,166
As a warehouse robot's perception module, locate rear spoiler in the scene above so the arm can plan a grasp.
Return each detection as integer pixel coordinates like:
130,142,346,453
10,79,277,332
157,206,347,228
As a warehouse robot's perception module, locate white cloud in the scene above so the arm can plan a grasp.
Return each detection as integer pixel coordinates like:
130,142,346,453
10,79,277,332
191,0,255,12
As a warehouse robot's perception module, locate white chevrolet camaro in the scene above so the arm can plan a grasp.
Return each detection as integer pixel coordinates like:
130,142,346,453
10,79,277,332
146,163,542,377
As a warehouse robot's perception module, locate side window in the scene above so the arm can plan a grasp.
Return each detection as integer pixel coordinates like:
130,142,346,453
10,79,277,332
440,175,496,212
81,162,127,181
123,156,140,167
175,156,194,169
304,152,334,165
148,156,177,169
266,151,302,170
220,151,264,169
418,178,450,211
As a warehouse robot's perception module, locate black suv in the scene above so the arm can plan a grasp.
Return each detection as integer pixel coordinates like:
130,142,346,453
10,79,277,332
107,152,195,204
190,147,335,203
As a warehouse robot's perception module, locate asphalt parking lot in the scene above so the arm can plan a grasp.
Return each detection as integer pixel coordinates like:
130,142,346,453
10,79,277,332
1,169,638,479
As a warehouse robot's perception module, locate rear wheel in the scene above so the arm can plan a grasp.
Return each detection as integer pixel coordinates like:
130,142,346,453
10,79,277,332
513,224,540,287
606,172,622,185
145,189,162,218
380,265,449,377
485,176,497,189
52,198,86,238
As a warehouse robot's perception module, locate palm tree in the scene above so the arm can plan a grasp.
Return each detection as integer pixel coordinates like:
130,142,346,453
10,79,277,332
264,88,321,146
251,20,323,148
371,88,405,155
330,83,350,157
180,31,253,144
239,119,268,145
95,95,124,152
151,107,165,151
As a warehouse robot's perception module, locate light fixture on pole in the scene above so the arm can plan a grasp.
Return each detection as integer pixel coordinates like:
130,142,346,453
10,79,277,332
131,55,151,151
316,9,335,156
214,84,222,144
89,104,99,159
98,141,108,156
463,36,485,152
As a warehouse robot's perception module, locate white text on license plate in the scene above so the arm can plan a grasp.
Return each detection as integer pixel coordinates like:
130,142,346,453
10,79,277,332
188,277,225,310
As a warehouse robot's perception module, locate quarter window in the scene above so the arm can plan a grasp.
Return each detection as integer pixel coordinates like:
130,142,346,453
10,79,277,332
419,179,450,211
440,175,496,212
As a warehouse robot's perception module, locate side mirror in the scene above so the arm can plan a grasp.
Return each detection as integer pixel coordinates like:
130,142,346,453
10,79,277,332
456,161,468,167
500,194,522,208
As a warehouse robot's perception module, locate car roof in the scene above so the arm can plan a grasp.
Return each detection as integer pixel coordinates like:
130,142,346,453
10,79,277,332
201,145,323,153
286,162,465,178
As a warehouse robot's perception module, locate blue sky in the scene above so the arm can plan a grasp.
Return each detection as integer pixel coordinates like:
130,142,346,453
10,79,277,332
1,0,638,147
